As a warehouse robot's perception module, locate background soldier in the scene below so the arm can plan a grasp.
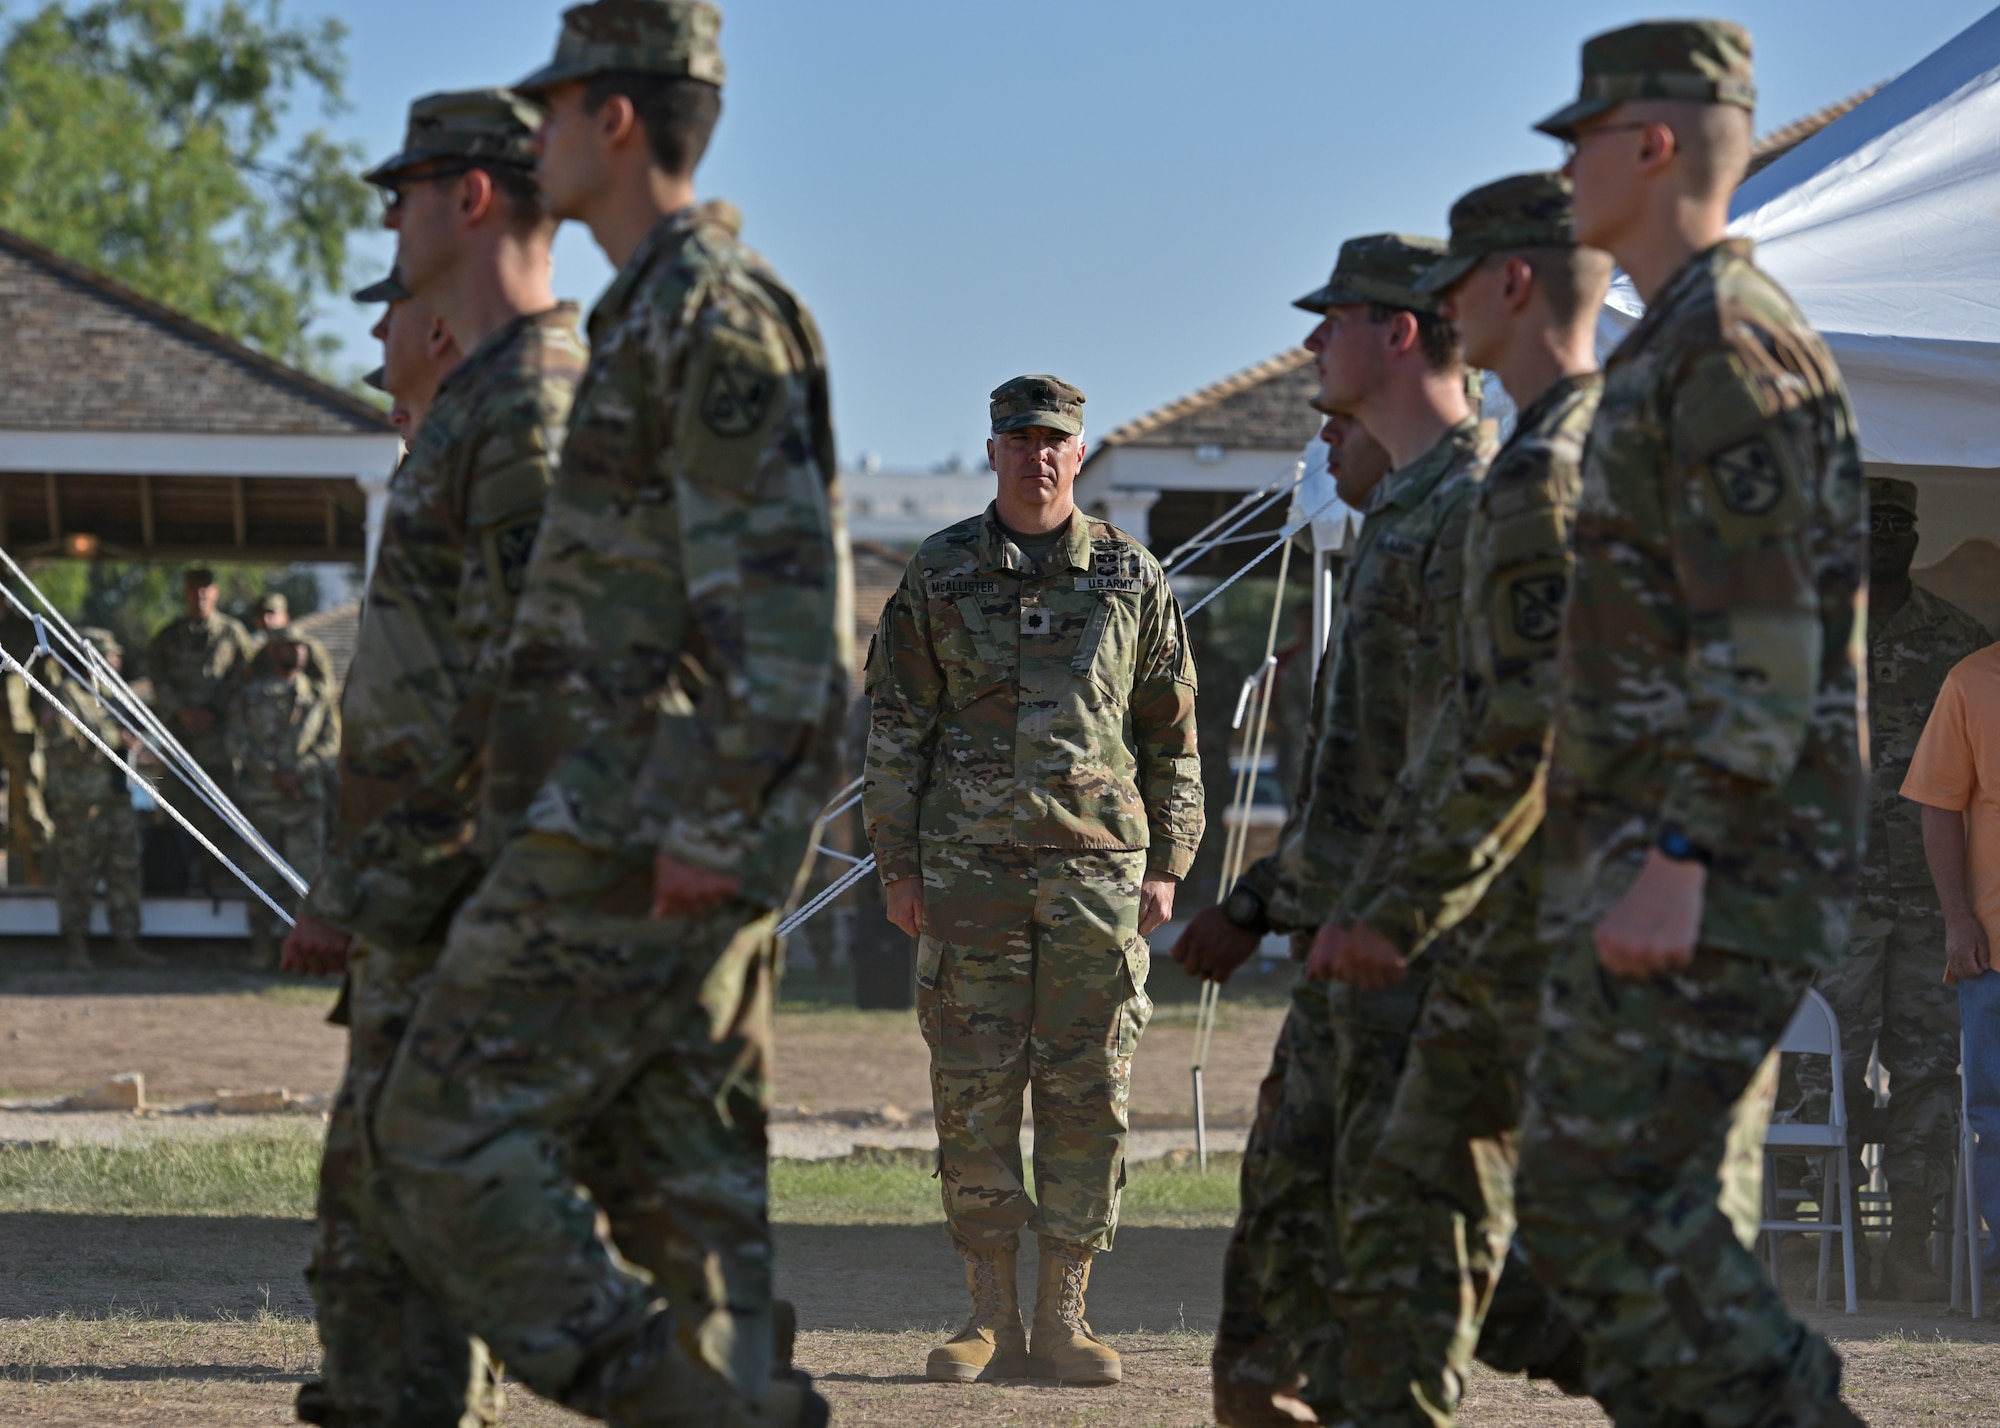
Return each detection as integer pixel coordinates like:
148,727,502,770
1515,23,1867,1426
147,566,254,894
359,265,463,440
366,8,847,1424
41,628,145,970
867,374,1202,1388
1324,172,1605,1426
0,604,52,886
280,89,582,1428
247,592,333,691
1796,475,1987,1298
228,633,338,970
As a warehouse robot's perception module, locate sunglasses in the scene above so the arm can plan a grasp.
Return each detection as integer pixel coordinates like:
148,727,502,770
1560,121,1657,162
379,164,475,214
1869,512,1917,535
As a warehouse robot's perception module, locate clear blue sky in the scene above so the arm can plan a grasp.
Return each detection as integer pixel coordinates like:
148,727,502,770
284,0,1992,469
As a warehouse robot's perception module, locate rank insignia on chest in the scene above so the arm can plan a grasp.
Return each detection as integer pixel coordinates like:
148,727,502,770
1872,657,1898,686
1021,606,1052,636
1509,573,1567,642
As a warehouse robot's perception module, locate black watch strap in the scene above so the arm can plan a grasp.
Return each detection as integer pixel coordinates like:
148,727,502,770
1223,885,1270,933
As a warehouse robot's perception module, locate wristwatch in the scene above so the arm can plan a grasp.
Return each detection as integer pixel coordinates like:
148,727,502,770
1655,826,1713,866
1222,884,1270,933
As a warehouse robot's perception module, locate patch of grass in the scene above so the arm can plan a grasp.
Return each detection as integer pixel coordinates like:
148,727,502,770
770,1147,1240,1228
0,1129,321,1217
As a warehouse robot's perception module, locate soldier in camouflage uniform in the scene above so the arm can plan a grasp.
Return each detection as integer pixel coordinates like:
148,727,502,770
147,566,255,894
0,606,52,887
1796,476,1987,1298
247,593,334,692
1175,235,1489,1426
1319,173,1604,1428
282,90,584,1428
41,628,143,970
865,374,1202,1388
368,9,848,1424
228,633,338,970
1515,23,1867,1425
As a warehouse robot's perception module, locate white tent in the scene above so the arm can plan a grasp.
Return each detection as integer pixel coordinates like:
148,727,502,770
1608,5,2000,564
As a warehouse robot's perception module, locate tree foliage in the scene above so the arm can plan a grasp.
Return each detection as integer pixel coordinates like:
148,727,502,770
0,0,373,371
22,560,324,682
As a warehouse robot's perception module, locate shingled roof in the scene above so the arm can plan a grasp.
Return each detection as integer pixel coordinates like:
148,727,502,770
1089,348,1321,457
0,227,391,437
1747,83,1884,177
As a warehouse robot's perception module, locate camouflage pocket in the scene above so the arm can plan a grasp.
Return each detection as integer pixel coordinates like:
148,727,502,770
1117,937,1153,1057
914,932,944,1049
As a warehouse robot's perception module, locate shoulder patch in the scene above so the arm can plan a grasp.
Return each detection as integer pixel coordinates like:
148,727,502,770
494,521,539,597
1709,436,1784,516
925,577,999,598
700,357,777,437
1509,571,1567,642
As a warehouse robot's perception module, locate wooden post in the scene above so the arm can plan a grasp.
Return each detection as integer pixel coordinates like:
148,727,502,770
138,474,155,551
232,476,247,549
324,484,338,552
43,472,59,542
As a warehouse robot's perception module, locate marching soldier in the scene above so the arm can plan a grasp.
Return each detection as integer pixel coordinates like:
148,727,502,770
1513,22,1868,1424
367,6,847,1424
867,374,1203,1387
147,566,255,894
228,632,339,970
41,629,145,970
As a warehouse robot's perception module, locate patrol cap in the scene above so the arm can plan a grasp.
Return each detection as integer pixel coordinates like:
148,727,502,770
256,593,289,617
78,627,120,659
1536,20,1756,140
515,0,726,97
363,366,389,392
1417,172,1576,296
1868,476,1919,516
1293,234,1450,315
182,567,215,588
990,375,1085,437
352,268,412,305
362,89,542,188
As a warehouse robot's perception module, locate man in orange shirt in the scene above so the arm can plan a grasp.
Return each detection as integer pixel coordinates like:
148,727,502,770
1903,636,2000,1288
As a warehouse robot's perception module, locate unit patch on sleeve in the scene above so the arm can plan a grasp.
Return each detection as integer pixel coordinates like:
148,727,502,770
1708,437,1785,516
1508,572,1567,642
700,358,776,437
494,521,540,597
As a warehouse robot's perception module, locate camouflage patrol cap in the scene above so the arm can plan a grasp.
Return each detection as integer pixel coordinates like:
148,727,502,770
362,89,542,187
352,268,411,305
515,0,725,97
77,626,120,659
1535,20,1755,140
1868,476,1919,516
1293,234,1450,315
1417,172,1575,295
363,366,388,392
255,593,289,617
183,567,215,588
990,375,1085,437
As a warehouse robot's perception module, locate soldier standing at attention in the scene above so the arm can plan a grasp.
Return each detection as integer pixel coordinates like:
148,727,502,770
369,6,848,1423
278,89,585,1428
1799,475,1986,1300
1174,234,1487,1427
358,266,464,440
1319,172,1605,1428
0,604,53,886
41,629,145,970
147,566,254,894
229,633,339,970
1513,23,1867,1425
247,593,333,693
866,375,1202,1388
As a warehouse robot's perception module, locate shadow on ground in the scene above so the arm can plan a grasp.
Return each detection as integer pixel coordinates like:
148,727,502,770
0,1213,314,1318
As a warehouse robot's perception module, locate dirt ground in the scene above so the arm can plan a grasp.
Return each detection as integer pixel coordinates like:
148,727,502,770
0,962,1286,1126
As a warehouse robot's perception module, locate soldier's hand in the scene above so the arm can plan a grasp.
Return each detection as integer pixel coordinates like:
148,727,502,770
272,769,301,797
1943,910,1990,985
1594,850,1705,979
1137,871,1177,935
1171,906,1259,984
1314,920,1408,989
650,853,740,919
177,708,215,735
281,914,352,977
884,876,924,938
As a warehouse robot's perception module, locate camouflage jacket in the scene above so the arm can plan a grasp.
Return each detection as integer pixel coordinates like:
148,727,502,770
39,662,128,810
863,506,1202,880
147,613,254,744
1540,240,1867,967
1239,419,1490,930
227,669,340,808
1867,584,1987,890
305,305,587,946
482,204,851,911
248,630,334,691
1354,374,1600,952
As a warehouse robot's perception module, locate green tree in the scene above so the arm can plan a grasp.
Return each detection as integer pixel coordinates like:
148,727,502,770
0,0,372,372
23,559,322,682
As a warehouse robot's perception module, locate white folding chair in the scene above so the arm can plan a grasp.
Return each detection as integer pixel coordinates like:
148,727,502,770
1761,987,1860,1313
1950,1029,1987,1317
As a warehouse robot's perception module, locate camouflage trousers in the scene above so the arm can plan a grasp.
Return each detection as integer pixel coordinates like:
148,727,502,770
2,731,50,883
1335,912,1578,1428
1213,967,1346,1419
240,802,326,940
304,938,505,1428
1513,938,1843,1427
916,843,1152,1253
372,833,780,1415
47,794,140,940
1798,887,1960,1227
166,746,236,894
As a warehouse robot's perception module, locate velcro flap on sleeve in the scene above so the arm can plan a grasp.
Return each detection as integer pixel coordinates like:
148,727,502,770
677,321,792,495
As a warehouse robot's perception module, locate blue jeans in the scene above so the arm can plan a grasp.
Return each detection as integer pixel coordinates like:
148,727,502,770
1960,968,2000,1272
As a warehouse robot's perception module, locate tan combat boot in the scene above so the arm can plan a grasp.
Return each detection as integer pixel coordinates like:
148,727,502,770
925,1244,1028,1382
1030,1241,1120,1386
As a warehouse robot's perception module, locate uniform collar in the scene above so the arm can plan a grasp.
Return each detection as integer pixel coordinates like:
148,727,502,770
1373,417,1484,514
587,204,711,345
974,503,1091,575
1508,370,1603,439
1618,238,1756,356
437,303,582,400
